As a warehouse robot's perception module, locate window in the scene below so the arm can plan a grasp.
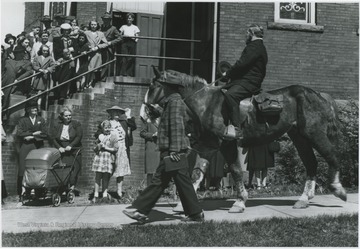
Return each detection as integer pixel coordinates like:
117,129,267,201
274,2,316,25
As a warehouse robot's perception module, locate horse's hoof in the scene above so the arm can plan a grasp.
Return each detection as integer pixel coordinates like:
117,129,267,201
293,200,308,209
334,188,347,202
228,201,245,213
173,202,184,213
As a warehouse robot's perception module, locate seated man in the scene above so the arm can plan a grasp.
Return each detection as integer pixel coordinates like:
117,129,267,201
222,24,268,139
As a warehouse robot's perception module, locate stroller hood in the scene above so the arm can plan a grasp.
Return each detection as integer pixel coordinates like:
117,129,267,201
25,148,61,170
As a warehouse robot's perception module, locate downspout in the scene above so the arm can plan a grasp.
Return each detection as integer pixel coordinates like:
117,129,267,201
211,2,218,82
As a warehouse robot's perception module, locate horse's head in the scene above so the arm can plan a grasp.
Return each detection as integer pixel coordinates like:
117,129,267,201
145,66,208,107
144,66,166,107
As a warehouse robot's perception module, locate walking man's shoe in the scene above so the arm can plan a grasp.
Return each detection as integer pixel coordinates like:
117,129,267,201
123,210,149,223
181,211,205,222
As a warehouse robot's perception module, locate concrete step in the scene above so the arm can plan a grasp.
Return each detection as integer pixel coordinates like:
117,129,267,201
113,76,151,84
94,81,115,89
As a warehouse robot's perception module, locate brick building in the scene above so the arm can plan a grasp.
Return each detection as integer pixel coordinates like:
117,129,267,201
2,2,358,195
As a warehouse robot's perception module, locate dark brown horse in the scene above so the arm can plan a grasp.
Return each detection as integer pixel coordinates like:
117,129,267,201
145,68,347,213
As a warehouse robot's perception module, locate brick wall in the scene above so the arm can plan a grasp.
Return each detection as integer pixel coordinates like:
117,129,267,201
2,83,149,195
219,2,359,99
76,2,107,28
24,2,43,32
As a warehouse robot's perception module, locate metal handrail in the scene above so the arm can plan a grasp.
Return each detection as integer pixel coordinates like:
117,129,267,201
115,53,201,62
125,35,201,43
2,59,116,112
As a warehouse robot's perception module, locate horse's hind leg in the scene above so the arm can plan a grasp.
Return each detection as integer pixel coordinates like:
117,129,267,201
288,129,318,209
308,132,347,202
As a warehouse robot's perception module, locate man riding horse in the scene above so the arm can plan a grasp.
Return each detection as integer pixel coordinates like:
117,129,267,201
222,24,268,140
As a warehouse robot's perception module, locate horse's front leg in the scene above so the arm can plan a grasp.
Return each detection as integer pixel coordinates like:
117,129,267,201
228,146,248,213
294,177,316,209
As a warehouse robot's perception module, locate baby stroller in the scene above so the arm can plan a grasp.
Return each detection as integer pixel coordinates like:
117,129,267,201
22,147,81,207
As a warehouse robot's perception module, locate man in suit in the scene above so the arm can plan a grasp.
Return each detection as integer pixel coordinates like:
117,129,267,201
100,12,122,81
222,24,268,139
123,72,204,223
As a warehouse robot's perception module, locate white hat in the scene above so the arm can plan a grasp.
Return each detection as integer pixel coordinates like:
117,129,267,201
60,23,72,30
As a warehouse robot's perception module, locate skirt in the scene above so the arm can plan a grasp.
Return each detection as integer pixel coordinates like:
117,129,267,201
91,151,113,174
113,141,131,177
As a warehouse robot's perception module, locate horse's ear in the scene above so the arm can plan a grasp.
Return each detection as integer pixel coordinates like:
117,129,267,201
152,65,161,79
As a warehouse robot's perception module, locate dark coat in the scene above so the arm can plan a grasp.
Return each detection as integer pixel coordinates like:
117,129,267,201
140,121,160,174
225,39,268,93
17,115,48,176
53,36,79,61
52,119,83,149
246,143,274,171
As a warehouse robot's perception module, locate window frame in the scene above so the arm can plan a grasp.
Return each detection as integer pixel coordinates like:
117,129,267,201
274,2,316,25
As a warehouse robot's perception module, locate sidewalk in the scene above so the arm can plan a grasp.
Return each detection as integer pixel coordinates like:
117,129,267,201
2,193,358,234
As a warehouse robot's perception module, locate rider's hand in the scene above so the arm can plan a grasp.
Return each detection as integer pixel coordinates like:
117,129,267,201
169,152,180,162
59,147,66,153
65,146,72,151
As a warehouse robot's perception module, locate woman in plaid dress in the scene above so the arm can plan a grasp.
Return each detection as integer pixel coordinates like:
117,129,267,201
91,120,118,203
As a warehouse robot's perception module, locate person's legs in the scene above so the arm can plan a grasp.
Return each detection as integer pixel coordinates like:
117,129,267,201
132,158,172,215
94,172,101,199
102,173,110,197
120,42,128,76
126,41,136,77
261,168,268,187
248,170,254,188
255,170,261,189
223,84,251,127
116,176,124,197
173,167,203,217
146,173,153,186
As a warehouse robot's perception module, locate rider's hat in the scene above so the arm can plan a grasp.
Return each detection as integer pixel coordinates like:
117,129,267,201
106,106,126,113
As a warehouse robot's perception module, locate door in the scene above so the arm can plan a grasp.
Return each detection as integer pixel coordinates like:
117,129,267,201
135,13,163,78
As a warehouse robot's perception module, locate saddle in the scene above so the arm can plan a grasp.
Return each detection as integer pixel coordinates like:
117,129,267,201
239,92,284,125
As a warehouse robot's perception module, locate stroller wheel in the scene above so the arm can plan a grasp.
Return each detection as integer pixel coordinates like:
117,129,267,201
67,191,75,204
52,193,61,207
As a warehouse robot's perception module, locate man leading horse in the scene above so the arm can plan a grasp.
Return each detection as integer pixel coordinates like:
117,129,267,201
222,24,268,140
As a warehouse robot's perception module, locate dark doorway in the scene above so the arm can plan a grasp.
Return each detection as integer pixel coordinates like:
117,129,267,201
164,2,214,82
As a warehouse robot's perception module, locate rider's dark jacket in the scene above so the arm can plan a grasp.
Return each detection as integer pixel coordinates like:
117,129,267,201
224,39,268,93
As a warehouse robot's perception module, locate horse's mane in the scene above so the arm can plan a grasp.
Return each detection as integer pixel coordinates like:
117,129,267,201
166,70,208,90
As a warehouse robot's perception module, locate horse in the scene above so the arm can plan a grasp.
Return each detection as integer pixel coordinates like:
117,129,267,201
145,68,347,213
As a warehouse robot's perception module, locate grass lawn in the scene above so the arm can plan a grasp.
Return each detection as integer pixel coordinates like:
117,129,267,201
2,213,358,247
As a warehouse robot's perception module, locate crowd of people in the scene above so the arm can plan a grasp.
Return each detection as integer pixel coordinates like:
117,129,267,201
1,12,140,114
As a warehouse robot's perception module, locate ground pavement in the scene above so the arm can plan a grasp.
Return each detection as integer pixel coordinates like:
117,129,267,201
1,193,358,234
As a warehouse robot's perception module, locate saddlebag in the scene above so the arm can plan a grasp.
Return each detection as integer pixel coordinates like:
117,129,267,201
253,92,284,116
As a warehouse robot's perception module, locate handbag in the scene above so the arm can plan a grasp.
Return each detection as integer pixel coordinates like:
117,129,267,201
164,153,188,172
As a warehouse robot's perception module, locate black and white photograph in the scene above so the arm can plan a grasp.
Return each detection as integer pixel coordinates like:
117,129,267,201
1,0,358,247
